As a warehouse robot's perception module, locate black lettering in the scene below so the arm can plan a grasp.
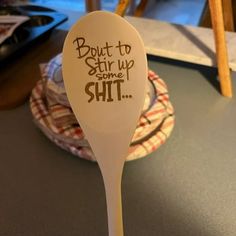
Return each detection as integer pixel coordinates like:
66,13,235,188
95,74,103,80
116,41,131,56
85,57,97,75
73,37,90,59
85,82,95,103
113,79,124,100
116,41,125,56
95,81,106,101
104,42,113,57
106,81,114,102
126,59,134,80
118,59,134,80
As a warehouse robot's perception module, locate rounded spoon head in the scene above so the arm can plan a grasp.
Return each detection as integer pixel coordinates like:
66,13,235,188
62,11,147,166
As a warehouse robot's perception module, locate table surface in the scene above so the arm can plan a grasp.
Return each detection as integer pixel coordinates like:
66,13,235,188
1,15,236,236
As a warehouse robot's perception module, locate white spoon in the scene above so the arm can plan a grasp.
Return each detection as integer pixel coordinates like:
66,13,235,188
62,11,147,236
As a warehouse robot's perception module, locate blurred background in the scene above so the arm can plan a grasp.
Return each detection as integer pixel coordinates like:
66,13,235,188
1,0,207,26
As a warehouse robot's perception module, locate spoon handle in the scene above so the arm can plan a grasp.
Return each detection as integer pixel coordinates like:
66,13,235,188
105,180,123,236
101,164,124,236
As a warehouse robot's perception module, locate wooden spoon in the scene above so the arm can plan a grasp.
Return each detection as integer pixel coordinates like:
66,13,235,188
62,11,147,236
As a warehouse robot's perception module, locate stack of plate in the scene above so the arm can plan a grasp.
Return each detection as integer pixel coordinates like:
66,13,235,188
30,54,175,161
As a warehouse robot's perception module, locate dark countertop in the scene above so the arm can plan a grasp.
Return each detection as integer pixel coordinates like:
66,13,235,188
1,50,236,235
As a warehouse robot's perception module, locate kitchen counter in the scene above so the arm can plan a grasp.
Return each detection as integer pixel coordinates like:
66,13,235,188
0,14,236,236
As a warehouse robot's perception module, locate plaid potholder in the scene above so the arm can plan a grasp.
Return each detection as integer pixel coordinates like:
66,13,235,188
30,55,175,161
